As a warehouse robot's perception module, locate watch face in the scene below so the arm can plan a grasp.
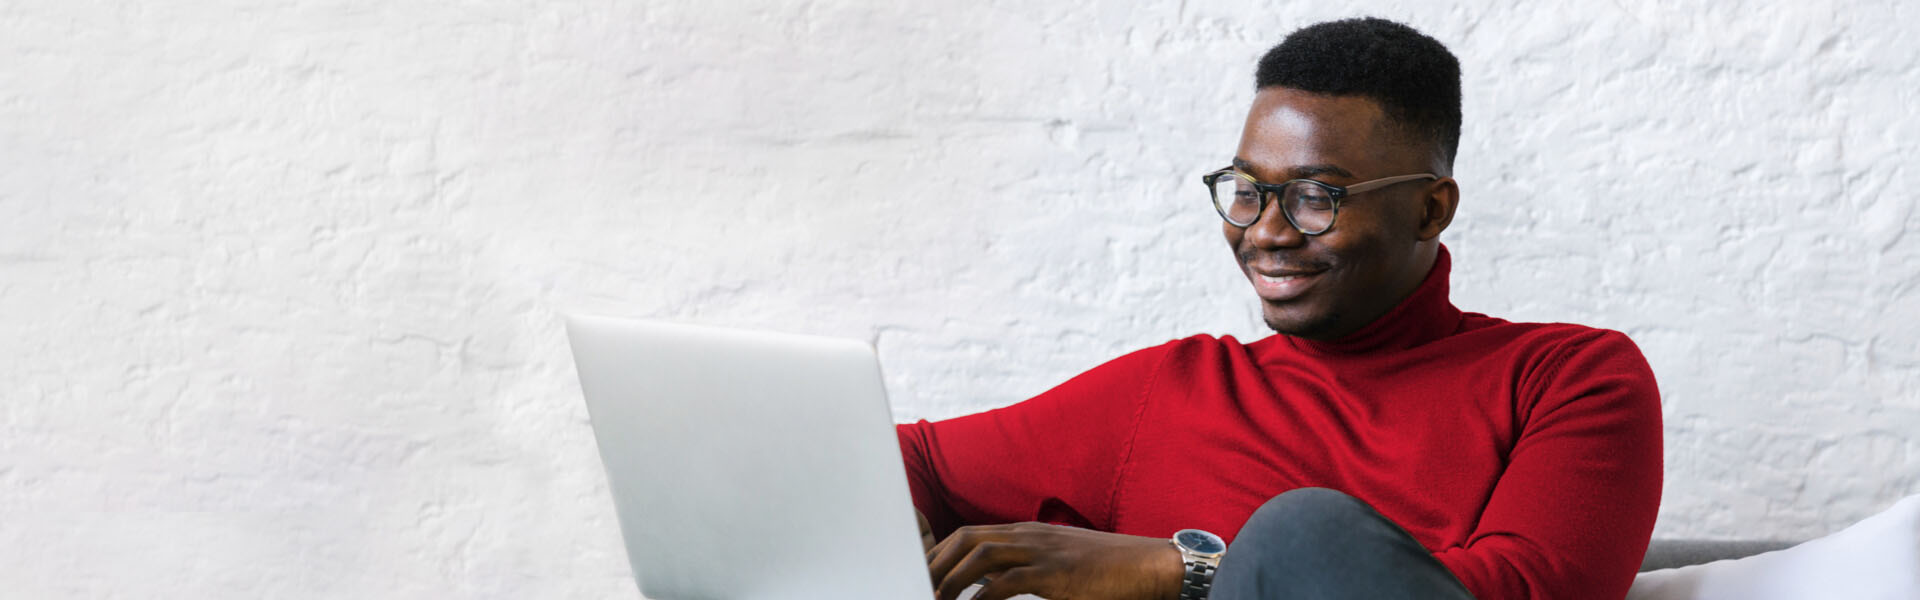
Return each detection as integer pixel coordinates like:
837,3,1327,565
1176,529,1226,554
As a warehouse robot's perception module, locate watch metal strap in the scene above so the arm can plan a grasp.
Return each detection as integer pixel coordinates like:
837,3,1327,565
1179,559,1216,600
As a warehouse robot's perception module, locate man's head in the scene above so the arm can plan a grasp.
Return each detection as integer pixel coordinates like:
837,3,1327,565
1225,17,1463,340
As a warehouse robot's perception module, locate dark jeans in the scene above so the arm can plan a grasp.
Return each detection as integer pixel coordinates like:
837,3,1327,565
1210,488,1477,600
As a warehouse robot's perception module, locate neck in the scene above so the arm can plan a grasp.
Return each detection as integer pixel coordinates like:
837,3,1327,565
1284,243,1461,354
1381,241,1440,322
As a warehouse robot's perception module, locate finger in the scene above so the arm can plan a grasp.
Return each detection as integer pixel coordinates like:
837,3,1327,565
927,525,999,583
936,542,1028,600
918,510,935,553
969,566,1042,600
943,542,1026,595
925,528,964,585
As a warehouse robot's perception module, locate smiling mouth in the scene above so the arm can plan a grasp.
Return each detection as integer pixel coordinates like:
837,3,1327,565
1257,273,1312,285
1249,268,1325,301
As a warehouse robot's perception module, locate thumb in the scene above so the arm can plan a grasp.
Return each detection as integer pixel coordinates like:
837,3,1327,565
917,510,935,553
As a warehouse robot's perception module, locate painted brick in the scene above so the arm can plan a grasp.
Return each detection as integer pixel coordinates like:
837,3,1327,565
1,1,1915,597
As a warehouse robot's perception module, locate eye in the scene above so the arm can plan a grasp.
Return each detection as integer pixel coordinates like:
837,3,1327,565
1292,185,1335,211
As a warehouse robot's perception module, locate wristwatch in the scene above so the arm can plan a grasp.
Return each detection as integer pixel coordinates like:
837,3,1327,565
1171,529,1226,600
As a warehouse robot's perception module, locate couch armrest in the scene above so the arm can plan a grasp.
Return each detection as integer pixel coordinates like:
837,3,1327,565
1639,539,1799,571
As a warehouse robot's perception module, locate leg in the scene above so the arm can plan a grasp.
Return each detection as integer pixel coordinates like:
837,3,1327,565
1209,487,1476,600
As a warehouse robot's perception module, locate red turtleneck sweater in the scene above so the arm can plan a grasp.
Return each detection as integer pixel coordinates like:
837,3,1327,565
896,248,1663,600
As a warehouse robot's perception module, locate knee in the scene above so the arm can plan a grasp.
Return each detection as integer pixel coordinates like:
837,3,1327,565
1239,487,1373,545
1254,487,1367,520
1260,487,1363,513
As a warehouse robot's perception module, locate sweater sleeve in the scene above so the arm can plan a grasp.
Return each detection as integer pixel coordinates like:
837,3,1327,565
1432,330,1664,600
895,342,1171,538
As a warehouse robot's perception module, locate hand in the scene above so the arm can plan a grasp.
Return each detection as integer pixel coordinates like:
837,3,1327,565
925,521,1183,600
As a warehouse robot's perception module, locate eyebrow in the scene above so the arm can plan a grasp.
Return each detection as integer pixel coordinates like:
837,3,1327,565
1232,157,1355,181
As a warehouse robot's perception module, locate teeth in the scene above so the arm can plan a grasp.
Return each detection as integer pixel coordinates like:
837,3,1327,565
1259,274,1302,284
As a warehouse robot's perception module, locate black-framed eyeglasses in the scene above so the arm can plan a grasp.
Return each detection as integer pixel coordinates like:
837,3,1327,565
1202,168,1438,235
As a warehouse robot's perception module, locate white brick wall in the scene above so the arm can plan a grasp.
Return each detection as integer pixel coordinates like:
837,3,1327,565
2,1,1914,597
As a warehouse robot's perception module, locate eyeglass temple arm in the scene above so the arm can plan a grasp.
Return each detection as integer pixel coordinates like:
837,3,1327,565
1344,173,1439,194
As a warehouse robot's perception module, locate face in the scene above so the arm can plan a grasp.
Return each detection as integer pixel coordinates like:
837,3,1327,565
1226,87,1455,340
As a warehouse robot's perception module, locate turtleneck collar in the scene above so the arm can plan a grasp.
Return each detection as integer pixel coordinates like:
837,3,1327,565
1276,244,1465,356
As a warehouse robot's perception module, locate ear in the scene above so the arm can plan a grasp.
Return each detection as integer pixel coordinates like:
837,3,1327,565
1415,177,1459,241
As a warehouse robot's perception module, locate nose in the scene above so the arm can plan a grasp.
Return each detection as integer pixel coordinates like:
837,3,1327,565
1244,197,1307,249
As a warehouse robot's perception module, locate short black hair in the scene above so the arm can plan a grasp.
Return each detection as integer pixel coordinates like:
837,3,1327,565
1255,17,1462,169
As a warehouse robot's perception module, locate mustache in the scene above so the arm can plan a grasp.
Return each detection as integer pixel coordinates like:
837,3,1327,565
1238,249,1332,271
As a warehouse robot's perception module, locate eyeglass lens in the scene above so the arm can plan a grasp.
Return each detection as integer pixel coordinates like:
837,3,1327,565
1211,174,1337,233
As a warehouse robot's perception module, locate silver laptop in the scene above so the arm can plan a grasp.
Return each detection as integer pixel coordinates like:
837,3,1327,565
566,315,937,599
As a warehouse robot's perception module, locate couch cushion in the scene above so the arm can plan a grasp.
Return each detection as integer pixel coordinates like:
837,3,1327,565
1627,494,1920,600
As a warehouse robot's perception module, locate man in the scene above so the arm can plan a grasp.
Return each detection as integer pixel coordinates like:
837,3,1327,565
895,17,1663,600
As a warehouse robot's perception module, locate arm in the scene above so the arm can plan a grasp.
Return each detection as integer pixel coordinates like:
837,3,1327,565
895,343,1181,600
1433,330,1664,600
895,343,1170,538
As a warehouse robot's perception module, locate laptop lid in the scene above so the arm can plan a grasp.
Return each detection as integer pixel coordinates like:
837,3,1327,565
565,315,934,600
